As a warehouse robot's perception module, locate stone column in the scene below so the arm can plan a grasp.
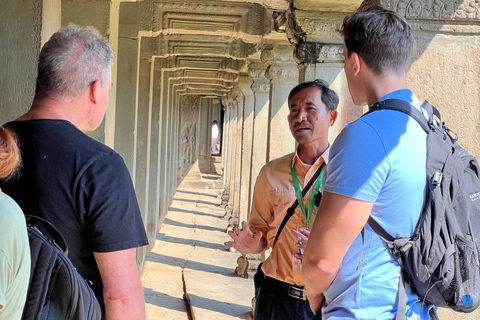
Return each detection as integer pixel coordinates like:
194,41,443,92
262,46,298,161
231,88,244,227
220,103,231,207
156,69,172,227
249,64,270,207
144,59,161,250
198,97,211,173
115,18,138,175
226,96,238,211
179,94,201,181
133,41,154,236
238,76,254,223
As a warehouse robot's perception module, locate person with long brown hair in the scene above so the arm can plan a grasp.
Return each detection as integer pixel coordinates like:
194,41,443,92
0,126,30,320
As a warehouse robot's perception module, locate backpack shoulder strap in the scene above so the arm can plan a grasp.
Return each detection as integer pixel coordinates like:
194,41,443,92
367,99,431,133
26,215,68,253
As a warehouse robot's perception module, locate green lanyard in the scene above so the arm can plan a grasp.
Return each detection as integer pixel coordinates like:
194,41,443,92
290,157,325,228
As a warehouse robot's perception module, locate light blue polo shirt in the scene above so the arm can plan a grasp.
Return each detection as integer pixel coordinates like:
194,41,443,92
322,89,431,319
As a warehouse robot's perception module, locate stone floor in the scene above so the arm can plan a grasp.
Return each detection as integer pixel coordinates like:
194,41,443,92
142,182,254,320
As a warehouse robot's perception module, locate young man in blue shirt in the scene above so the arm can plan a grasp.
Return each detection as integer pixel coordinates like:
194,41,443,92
303,6,433,319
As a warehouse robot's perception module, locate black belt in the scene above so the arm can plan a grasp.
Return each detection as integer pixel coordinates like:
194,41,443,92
262,276,307,301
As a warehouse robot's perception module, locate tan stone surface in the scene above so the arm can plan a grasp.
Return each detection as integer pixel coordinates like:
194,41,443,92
143,184,254,320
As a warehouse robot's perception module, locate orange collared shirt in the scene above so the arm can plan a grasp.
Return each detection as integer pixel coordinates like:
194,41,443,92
248,148,329,286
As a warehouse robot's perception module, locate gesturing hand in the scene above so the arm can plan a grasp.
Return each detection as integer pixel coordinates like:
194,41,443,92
224,221,263,254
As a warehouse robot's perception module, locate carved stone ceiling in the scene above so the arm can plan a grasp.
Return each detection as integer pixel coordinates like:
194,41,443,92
119,0,365,97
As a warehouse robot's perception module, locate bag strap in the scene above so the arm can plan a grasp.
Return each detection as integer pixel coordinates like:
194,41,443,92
273,161,326,248
367,98,433,133
25,215,68,254
364,98,435,320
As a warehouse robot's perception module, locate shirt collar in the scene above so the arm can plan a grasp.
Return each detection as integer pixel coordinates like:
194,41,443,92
291,145,330,169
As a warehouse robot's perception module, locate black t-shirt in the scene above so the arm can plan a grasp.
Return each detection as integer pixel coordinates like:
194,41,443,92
1,119,148,307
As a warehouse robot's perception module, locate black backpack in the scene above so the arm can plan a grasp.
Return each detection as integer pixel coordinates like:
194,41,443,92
22,216,102,320
366,99,480,318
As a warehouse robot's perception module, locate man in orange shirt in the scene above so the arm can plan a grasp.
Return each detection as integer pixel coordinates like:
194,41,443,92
225,79,338,320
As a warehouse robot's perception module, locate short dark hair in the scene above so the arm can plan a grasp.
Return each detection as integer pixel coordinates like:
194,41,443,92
35,24,116,100
213,120,218,124
340,6,413,75
288,79,339,111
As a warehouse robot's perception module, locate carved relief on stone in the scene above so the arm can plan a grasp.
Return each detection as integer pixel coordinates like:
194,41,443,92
251,83,270,93
295,12,345,42
382,0,480,20
265,63,299,80
248,64,267,80
180,122,196,165
295,42,322,64
260,45,295,65
319,45,344,62
182,94,200,109
158,2,250,16
295,42,344,64
161,12,242,32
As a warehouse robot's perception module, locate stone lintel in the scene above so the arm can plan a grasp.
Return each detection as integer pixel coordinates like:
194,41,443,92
381,0,480,22
293,0,363,12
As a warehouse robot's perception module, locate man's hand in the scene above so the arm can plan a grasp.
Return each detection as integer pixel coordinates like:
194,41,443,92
291,228,310,260
224,221,264,254
306,292,325,314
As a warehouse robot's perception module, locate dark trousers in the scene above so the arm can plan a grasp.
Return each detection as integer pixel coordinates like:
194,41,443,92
255,276,321,320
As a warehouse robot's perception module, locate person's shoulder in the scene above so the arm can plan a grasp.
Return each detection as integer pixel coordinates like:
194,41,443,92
261,152,294,172
0,193,26,234
335,118,378,142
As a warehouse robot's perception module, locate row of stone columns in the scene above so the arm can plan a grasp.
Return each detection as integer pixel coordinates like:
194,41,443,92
220,42,348,236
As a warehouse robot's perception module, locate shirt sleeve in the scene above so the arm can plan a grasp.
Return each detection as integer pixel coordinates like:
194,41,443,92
248,166,273,243
77,153,149,252
324,119,390,203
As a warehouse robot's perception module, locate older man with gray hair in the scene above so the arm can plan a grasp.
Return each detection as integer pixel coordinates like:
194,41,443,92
1,25,148,319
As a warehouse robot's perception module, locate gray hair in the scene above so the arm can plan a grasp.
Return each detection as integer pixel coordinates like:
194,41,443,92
35,24,116,100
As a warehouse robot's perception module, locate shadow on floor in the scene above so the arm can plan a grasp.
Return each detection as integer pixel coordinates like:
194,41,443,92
176,189,218,198
167,207,222,219
173,197,219,207
163,218,225,233
157,233,227,251
187,293,251,318
146,252,237,275
144,287,186,310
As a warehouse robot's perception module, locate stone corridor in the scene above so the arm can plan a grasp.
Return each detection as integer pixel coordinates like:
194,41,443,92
2,1,480,319
142,176,254,320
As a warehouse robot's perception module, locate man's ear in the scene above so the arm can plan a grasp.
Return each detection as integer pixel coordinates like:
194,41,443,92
351,52,361,77
89,80,102,104
329,109,338,126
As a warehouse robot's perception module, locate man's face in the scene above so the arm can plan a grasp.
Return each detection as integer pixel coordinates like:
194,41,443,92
287,87,335,146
